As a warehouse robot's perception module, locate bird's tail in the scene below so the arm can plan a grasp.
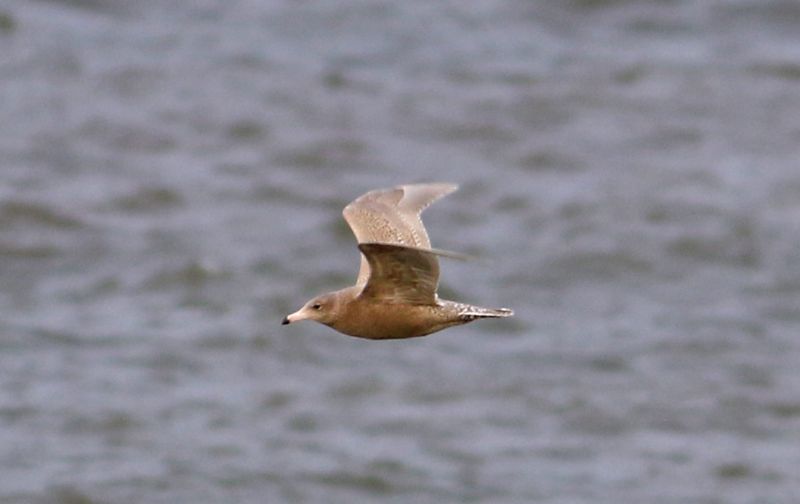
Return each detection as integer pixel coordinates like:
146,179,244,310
458,305,514,320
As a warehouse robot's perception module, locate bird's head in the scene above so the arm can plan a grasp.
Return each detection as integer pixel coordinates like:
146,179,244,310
282,292,340,327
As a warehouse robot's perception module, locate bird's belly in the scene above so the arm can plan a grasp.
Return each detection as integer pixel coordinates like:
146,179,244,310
334,303,442,340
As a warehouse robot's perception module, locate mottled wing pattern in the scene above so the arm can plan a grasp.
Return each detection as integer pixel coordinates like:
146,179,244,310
342,183,458,286
356,243,441,305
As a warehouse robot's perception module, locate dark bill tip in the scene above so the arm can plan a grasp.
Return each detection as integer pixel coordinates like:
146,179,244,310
281,316,290,325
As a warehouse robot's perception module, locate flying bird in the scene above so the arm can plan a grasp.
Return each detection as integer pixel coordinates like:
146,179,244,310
282,183,513,339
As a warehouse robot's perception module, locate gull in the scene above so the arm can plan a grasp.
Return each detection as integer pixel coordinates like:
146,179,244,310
282,183,513,339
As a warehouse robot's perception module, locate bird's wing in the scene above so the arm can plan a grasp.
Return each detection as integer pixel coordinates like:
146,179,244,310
356,243,445,305
342,183,458,286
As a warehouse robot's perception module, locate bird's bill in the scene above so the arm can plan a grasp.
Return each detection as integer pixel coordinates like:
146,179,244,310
282,307,309,325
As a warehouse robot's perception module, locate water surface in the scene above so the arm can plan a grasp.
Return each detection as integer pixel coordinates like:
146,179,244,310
1,1,800,503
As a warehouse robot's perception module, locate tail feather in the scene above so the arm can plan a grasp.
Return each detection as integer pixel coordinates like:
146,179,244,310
459,305,514,321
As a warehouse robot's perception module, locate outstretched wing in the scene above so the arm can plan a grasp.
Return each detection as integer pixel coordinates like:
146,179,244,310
343,183,458,286
356,243,445,305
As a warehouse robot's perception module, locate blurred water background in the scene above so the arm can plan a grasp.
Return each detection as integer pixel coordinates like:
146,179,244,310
2,1,800,503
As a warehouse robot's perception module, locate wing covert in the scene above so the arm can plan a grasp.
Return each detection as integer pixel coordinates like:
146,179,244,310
356,243,442,305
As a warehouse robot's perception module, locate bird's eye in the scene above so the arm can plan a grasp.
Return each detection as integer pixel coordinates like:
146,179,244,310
312,303,322,310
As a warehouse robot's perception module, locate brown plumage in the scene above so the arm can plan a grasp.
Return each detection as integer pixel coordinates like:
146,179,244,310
282,183,513,339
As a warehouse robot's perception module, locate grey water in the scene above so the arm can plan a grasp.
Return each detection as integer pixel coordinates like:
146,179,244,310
1,1,800,503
